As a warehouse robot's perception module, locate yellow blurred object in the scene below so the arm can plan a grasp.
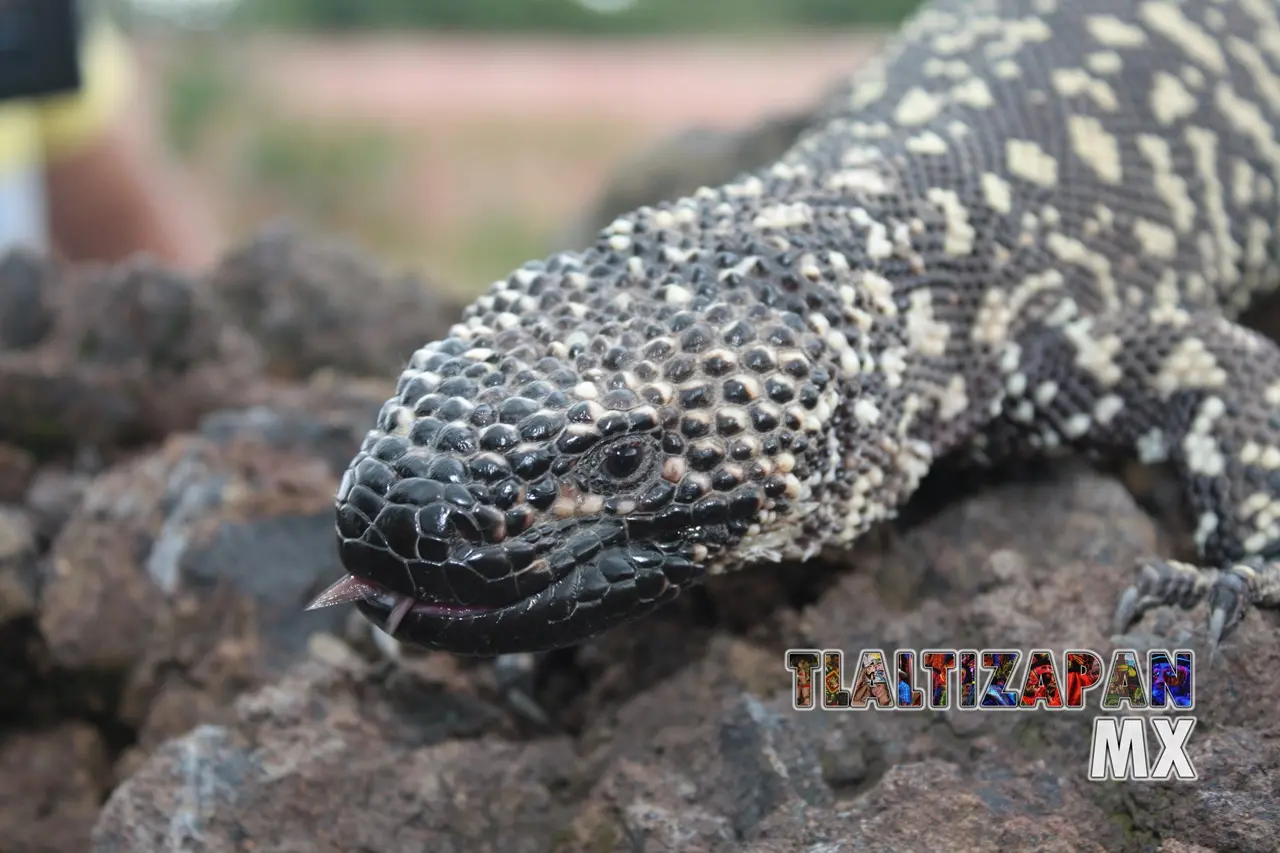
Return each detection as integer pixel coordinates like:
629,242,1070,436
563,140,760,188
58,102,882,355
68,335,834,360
0,13,133,180
37,16,135,163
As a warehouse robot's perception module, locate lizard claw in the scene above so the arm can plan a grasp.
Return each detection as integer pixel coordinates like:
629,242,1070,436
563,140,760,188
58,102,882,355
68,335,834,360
1111,559,1206,635
1206,606,1225,664
1113,558,1267,659
1111,585,1142,636
1205,566,1254,661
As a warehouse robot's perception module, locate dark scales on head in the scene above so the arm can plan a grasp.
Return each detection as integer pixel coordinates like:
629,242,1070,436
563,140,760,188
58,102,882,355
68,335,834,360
308,234,863,653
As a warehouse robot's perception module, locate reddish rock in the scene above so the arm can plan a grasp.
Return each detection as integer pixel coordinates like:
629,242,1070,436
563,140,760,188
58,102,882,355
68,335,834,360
0,442,37,504
91,468,1280,852
0,723,110,853
36,394,376,752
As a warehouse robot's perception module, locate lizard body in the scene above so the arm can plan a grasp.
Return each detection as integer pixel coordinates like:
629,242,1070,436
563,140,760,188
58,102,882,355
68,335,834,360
311,0,1280,655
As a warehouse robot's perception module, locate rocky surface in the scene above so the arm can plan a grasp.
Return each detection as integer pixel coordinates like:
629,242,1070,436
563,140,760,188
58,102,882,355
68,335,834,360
2,153,1279,853
83,461,1280,853
0,232,467,852
206,223,462,381
0,249,261,459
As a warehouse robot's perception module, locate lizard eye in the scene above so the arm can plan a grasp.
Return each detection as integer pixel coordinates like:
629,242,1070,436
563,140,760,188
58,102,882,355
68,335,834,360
580,435,659,494
602,439,646,480
581,432,660,491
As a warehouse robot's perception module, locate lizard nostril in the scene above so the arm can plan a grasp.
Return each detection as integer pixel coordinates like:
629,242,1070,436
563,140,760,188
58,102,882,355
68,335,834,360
414,501,483,546
452,512,482,544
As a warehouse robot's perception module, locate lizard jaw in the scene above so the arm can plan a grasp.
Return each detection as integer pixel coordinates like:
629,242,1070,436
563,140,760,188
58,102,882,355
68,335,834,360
308,543,699,655
306,574,492,635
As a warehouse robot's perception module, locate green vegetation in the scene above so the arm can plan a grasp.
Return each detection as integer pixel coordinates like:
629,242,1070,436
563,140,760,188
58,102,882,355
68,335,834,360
158,55,419,268
161,49,235,155
238,121,402,216
447,209,556,288
230,0,924,34
227,118,419,267
142,0,919,293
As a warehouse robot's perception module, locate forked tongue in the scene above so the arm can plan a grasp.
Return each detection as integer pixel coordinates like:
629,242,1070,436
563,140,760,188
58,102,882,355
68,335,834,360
305,574,383,610
305,574,417,636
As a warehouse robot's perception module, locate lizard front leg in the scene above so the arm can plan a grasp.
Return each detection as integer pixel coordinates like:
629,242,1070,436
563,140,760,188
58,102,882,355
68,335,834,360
982,307,1280,652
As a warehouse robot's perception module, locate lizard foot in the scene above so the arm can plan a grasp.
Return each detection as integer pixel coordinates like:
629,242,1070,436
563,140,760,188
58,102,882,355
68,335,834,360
1112,558,1280,658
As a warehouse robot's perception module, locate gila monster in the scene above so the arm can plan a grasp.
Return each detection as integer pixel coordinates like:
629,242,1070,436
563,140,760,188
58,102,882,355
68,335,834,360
309,0,1280,656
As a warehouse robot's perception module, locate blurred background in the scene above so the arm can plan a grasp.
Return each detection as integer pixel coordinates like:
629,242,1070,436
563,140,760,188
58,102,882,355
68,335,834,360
105,0,923,300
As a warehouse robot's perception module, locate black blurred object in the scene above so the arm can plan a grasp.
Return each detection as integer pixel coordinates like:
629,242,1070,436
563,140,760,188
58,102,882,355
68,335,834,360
0,0,80,102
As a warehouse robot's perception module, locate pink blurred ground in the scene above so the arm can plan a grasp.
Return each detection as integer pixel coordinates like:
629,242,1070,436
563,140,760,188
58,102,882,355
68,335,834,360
149,33,888,288
246,33,886,127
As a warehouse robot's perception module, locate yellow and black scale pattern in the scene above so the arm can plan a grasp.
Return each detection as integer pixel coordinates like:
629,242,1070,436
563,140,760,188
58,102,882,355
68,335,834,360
319,0,1280,655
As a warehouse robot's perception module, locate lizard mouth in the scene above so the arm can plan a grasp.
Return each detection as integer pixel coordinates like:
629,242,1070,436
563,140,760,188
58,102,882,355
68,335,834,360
306,574,493,636
306,541,701,655
319,459,714,653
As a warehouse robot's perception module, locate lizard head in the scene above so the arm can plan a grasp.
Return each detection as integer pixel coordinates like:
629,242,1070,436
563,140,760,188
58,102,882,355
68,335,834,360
308,246,842,655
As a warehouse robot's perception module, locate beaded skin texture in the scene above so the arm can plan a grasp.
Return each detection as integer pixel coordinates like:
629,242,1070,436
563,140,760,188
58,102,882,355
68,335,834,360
313,0,1280,655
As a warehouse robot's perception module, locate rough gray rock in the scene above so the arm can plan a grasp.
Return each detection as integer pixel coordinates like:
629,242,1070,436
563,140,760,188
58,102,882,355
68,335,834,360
205,222,466,381
0,251,262,457
0,231,469,853
34,374,401,759
0,723,111,853
91,466,1280,853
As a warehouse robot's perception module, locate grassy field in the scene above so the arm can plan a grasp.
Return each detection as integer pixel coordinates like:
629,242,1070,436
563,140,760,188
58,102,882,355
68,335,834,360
139,32,885,297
